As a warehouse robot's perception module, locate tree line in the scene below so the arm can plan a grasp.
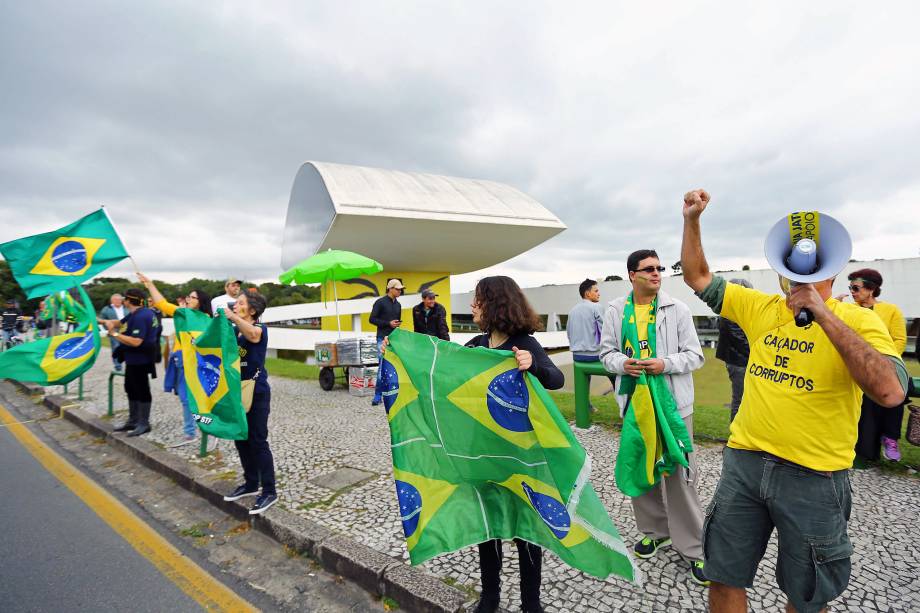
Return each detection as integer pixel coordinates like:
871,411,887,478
0,261,321,312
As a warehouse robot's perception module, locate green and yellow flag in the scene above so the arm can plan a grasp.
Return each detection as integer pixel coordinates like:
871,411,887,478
174,309,247,440
385,329,638,582
0,209,129,299
0,286,99,385
615,294,692,498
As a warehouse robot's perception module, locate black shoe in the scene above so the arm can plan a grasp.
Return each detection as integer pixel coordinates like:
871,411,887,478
249,492,278,515
127,424,151,437
113,422,136,432
522,605,545,613
223,485,259,502
633,536,671,559
689,560,710,586
371,399,381,406
472,596,499,613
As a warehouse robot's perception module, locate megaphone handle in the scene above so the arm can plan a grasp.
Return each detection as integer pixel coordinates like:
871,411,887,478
795,307,814,327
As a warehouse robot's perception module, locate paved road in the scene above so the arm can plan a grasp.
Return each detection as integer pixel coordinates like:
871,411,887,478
0,409,248,613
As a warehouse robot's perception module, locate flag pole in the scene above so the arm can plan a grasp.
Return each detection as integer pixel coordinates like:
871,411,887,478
99,205,140,274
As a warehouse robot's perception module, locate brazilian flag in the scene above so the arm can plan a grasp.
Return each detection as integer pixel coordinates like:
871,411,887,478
0,285,99,385
0,209,129,299
384,329,638,582
175,309,247,440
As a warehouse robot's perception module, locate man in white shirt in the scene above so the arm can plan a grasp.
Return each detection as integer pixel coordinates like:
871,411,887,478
211,278,242,314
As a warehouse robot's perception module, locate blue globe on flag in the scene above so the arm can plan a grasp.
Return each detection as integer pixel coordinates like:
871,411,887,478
395,479,421,538
54,331,95,360
197,354,222,396
486,368,532,432
379,359,399,413
522,481,571,539
50,240,89,273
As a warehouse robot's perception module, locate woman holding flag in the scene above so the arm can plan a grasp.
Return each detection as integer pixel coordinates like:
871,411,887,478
465,276,563,613
136,273,213,447
221,290,278,516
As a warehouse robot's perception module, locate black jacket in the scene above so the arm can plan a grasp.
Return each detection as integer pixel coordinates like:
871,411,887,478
412,302,450,341
715,317,750,367
369,296,402,339
465,333,565,390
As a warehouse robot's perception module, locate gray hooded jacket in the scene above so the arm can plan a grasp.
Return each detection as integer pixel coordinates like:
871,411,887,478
599,290,704,418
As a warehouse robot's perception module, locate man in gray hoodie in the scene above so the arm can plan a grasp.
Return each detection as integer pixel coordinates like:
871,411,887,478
600,249,707,586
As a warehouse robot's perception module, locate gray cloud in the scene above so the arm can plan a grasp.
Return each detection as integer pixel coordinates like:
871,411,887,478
2,1,919,291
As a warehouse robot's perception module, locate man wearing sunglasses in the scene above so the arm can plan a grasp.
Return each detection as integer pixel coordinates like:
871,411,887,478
599,249,707,585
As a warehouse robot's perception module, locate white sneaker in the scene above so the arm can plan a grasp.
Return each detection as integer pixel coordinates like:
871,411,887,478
169,435,197,448
206,436,219,452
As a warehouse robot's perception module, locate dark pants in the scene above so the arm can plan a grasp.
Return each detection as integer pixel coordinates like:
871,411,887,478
855,396,905,460
124,363,153,402
572,353,617,388
726,364,746,423
234,391,276,495
478,539,542,609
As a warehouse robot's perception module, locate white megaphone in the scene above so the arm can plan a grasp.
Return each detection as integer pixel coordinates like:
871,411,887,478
764,211,852,327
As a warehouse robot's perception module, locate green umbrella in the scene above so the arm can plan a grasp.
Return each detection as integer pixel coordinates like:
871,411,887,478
279,250,383,336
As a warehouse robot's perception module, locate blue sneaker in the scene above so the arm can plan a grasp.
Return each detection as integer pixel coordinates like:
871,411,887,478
249,492,278,515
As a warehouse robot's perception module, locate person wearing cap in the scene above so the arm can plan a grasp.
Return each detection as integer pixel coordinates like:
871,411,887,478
847,268,908,463
681,189,908,613
211,277,243,315
369,279,404,406
100,287,161,437
412,289,449,341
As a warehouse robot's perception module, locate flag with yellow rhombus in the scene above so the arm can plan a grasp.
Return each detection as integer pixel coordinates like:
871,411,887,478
383,329,639,582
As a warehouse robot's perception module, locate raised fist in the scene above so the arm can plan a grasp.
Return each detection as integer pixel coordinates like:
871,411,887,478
683,189,710,219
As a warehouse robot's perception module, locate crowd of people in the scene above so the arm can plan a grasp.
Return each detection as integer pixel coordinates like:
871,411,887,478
18,189,912,613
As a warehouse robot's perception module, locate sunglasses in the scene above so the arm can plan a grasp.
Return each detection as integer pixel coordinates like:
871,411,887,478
633,266,666,274
848,285,864,292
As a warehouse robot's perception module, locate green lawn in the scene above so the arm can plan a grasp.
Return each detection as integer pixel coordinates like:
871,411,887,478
265,349,920,470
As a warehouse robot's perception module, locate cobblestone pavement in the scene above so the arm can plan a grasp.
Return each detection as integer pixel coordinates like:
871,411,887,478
71,352,919,612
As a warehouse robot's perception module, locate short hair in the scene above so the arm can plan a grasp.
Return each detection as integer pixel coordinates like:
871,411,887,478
240,290,267,321
627,249,659,272
124,288,147,305
848,268,883,298
578,278,597,298
729,278,753,289
474,276,542,336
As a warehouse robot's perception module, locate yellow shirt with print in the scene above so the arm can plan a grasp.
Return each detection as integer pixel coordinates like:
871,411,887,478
870,301,907,355
634,303,653,359
722,282,898,471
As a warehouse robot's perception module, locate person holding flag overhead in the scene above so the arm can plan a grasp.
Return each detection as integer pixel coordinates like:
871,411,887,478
100,288,159,437
221,290,278,516
136,273,214,447
599,249,708,586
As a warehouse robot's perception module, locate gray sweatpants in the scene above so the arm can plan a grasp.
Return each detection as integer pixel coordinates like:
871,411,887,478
631,413,705,560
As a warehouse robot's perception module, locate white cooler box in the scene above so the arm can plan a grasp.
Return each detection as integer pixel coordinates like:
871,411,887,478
349,366,377,397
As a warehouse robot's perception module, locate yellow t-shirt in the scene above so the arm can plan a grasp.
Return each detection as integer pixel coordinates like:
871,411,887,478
870,301,907,355
634,303,653,359
722,283,898,471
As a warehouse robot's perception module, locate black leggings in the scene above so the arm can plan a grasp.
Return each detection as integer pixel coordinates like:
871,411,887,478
234,390,276,495
478,539,542,608
855,395,905,460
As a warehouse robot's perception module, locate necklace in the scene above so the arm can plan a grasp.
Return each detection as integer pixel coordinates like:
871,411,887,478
488,332,509,348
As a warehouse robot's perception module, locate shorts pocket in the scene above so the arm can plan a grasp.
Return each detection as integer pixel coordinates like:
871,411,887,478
805,537,853,606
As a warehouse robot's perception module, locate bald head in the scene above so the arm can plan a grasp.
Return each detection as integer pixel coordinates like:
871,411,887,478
110,294,123,307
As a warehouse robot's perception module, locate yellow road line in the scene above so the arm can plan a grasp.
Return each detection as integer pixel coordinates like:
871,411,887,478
0,403,258,613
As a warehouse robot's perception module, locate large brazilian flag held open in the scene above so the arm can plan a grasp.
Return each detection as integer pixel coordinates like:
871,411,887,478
174,309,247,440
0,286,99,385
384,329,638,582
0,209,129,299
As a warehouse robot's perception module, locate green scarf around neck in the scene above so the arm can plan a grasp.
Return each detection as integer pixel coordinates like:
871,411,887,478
615,293,693,497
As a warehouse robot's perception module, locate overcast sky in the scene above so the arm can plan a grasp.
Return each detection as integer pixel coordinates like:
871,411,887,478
2,1,919,293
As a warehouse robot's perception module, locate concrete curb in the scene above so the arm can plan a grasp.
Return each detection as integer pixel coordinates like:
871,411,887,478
7,380,468,613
